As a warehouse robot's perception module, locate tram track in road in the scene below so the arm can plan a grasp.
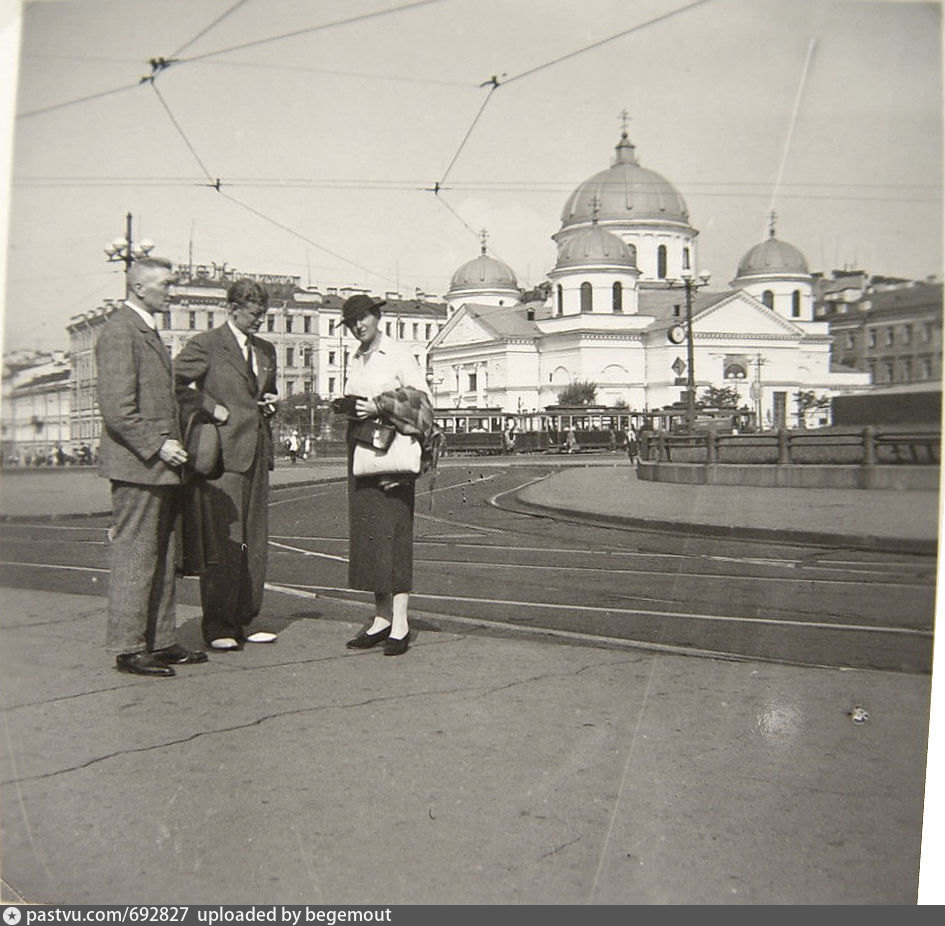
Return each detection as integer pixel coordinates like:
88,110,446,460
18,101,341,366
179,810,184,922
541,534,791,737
0,463,936,673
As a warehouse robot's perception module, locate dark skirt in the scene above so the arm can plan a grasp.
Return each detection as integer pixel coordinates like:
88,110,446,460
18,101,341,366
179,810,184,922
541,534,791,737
346,436,416,594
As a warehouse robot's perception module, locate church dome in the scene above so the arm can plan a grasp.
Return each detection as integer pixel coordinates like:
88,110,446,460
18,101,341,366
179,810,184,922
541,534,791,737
559,132,690,229
555,223,637,269
449,249,518,292
736,234,810,277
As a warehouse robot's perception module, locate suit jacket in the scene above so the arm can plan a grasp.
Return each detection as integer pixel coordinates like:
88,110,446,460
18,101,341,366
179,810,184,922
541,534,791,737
174,323,278,474
95,305,181,487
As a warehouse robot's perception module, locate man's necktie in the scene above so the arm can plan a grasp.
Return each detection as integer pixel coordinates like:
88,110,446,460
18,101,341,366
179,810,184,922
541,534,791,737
246,339,258,395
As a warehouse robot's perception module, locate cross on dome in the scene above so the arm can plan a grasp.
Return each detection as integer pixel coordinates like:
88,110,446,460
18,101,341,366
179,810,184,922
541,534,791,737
479,228,489,255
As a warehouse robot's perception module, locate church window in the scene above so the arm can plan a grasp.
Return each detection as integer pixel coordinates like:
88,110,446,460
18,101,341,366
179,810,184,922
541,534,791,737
791,291,801,317
267,315,275,332
189,311,197,330
580,282,593,313
467,372,477,392
762,290,774,309
612,282,623,313
285,316,293,334
286,348,295,368
328,320,335,336
328,377,336,394
682,247,690,271
556,285,563,316
328,351,336,365
207,312,214,330
425,324,432,339
657,246,667,279
398,321,405,338
386,322,392,336
304,316,312,333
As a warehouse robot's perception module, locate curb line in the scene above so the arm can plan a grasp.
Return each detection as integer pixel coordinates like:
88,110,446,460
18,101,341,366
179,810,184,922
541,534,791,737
506,494,939,556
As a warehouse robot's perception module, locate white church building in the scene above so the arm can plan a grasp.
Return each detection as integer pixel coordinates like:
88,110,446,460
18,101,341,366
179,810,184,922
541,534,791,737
427,128,869,429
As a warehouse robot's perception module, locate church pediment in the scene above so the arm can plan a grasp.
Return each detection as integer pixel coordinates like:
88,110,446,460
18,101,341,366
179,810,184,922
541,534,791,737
693,292,803,337
430,304,502,350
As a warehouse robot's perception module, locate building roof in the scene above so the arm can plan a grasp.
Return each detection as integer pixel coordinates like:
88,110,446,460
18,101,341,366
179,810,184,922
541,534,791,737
449,250,519,293
462,302,551,339
637,288,738,328
554,223,637,269
559,132,690,230
735,234,810,277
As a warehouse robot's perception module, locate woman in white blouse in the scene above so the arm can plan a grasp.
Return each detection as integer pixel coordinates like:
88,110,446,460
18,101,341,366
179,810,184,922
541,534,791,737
340,295,432,656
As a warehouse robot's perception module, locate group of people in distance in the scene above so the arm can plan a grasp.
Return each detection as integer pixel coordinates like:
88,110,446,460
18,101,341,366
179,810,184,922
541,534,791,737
96,257,435,677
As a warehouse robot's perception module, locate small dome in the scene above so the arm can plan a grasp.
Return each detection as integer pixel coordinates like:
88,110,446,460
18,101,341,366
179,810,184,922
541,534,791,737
737,235,810,277
555,224,637,269
559,132,689,229
449,252,518,292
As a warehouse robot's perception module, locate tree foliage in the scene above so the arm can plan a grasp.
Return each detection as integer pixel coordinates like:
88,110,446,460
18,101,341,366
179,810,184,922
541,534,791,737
557,380,598,405
793,390,831,428
698,384,740,408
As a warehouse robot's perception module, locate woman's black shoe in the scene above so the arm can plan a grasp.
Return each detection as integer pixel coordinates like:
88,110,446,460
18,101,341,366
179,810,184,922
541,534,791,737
346,625,392,649
383,632,410,656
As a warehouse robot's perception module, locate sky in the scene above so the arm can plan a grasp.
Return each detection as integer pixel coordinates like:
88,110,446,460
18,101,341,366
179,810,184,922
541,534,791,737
0,0,942,355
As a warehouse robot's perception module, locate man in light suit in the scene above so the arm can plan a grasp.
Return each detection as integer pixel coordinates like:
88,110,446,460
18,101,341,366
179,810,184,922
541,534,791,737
96,256,208,677
174,279,279,651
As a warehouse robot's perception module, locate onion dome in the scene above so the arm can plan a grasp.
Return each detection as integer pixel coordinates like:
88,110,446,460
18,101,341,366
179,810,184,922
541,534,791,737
555,223,637,270
449,244,518,292
736,233,810,277
559,132,689,229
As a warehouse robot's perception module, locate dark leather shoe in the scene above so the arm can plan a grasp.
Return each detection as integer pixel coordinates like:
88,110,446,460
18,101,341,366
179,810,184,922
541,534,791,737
151,644,209,665
383,632,410,656
346,625,392,649
116,652,176,677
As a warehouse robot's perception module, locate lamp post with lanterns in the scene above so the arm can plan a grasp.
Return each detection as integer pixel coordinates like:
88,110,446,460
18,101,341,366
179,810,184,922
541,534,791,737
103,212,155,292
666,268,712,432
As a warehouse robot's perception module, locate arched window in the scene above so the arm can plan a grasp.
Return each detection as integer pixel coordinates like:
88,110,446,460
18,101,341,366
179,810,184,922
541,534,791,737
612,282,623,313
682,247,690,271
791,290,801,317
556,284,563,316
580,282,593,313
762,290,774,309
657,245,667,279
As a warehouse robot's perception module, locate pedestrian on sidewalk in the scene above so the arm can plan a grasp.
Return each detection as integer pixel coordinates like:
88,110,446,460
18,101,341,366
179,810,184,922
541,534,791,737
95,257,207,677
174,278,280,652
340,295,438,657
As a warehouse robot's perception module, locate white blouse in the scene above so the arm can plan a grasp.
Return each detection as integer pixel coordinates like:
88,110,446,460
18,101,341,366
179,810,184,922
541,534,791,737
344,331,430,400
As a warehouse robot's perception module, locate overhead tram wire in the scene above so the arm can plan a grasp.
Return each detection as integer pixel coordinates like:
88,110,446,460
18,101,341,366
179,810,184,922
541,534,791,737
16,82,143,120
148,81,218,188
140,70,395,288
501,0,717,87
176,0,453,65
217,189,399,288
170,0,253,58
423,0,720,256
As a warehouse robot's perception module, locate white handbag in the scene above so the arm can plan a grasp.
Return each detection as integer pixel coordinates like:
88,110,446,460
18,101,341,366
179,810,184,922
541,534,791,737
352,430,422,477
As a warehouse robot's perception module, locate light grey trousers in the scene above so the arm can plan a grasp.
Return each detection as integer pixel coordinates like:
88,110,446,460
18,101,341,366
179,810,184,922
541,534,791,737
106,481,179,654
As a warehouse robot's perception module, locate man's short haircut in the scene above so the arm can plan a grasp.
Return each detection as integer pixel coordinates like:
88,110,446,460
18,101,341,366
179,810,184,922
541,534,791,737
227,278,269,309
127,256,174,286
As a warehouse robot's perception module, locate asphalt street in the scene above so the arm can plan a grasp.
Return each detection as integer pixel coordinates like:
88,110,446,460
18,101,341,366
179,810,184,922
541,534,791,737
0,458,939,904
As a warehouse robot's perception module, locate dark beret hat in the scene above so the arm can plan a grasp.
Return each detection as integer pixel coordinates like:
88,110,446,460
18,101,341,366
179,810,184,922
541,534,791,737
342,294,386,326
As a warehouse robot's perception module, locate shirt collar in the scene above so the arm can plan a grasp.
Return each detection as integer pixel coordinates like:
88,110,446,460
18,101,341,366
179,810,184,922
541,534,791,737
124,300,156,330
354,329,389,359
227,319,249,349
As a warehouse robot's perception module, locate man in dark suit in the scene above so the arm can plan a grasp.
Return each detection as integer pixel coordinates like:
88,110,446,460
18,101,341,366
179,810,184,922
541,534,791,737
174,279,279,651
95,256,208,677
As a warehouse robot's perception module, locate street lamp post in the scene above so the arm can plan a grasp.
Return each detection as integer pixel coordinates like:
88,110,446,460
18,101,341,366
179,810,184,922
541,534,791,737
103,212,155,293
668,268,711,431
